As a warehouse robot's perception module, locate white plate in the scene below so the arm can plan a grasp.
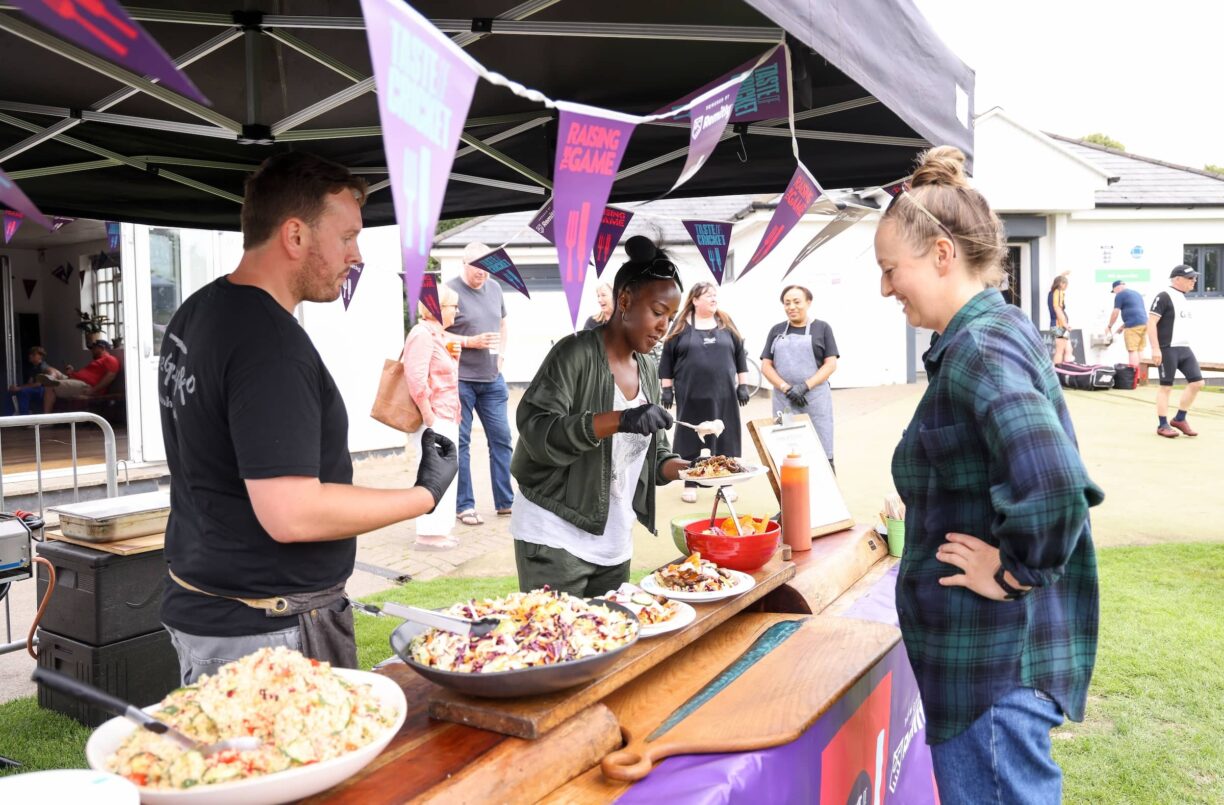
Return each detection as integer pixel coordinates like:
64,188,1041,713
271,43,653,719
85,668,407,805
0,770,138,804
640,569,757,602
677,464,767,487
638,601,697,637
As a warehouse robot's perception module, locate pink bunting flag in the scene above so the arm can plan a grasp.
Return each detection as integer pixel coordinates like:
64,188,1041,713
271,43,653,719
3,211,22,243
419,273,442,322
783,207,871,278
592,207,633,276
11,0,209,105
683,220,734,284
742,165,828,278
471,247,530,299
51,263,74,284
552,103,637,327
105,221,120,251
359,0,480,321
51,216,74,232
23,278,37,299
0,167,52,230
341,262,364,310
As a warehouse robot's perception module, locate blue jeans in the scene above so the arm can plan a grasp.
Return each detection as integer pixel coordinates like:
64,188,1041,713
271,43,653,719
1,386,43,416
457,376,514,513
929,687,1066,804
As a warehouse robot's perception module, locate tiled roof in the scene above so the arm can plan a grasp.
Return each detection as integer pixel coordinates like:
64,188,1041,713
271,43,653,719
1049,134,1224,207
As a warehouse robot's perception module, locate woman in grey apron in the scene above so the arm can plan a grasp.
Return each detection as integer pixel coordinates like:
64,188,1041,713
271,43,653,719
760,285,839,467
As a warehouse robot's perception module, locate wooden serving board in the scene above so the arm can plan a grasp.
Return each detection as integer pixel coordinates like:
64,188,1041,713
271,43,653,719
47,529,165,556
422,554,796,739
759,523,887,615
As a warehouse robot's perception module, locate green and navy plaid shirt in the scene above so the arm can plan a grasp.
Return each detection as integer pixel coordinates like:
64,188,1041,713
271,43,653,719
892,289,1104,744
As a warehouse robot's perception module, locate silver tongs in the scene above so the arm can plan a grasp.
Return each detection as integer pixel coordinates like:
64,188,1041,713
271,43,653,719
353,600,499,637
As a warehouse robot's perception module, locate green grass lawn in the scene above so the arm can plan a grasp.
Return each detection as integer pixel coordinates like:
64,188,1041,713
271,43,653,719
2,546,1220,803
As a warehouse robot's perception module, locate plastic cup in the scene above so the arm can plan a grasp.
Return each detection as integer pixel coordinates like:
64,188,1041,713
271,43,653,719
885,517,905,558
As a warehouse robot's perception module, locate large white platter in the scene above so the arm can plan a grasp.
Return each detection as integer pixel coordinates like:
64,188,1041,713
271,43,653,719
640,568,757,602
676,464,767,487
85,668,406,805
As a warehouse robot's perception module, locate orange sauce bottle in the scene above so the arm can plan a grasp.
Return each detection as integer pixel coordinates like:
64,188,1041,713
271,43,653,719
780,447,811,551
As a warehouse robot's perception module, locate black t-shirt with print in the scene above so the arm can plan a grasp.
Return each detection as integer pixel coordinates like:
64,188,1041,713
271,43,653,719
759,320,840,365
158,278,354,637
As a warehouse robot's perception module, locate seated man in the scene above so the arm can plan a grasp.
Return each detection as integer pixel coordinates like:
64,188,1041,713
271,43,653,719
3,346,58,415
40,338,120,411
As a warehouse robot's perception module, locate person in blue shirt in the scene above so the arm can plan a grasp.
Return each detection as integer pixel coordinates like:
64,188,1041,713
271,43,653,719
1106,281,1147,365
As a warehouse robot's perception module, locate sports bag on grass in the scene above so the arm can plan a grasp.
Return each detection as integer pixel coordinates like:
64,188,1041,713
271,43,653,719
1113,363,1138,390
1056,362,1115,391
370,350,422,433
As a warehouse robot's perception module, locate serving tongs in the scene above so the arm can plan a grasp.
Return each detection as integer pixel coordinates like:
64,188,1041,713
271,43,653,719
351,600,500,637
32,667,261,755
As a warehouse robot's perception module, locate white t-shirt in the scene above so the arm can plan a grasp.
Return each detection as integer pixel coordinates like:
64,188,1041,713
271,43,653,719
511,384,650,566
1149,286,1193,347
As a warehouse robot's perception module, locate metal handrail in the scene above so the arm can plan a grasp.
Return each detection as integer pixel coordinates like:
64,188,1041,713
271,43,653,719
0,411,119,511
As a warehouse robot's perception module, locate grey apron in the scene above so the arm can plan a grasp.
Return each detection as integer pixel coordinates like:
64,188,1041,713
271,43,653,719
769,321,834,460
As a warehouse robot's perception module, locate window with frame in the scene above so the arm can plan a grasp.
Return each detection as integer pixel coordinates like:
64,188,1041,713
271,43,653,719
1182,245,1222,297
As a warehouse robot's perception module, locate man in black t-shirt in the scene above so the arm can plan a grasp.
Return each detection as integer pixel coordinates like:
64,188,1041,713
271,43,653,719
158,153,457,683
1147,264,1204,438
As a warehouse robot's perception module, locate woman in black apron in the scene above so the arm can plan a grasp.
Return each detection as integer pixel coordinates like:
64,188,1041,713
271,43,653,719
659,282,751,503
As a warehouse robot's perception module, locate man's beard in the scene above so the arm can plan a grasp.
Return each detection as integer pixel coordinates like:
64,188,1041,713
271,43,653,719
294,241,343,303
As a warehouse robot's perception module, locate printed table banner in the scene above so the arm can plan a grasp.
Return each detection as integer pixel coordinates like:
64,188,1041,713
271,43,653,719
341,262,364,310
0,167,52,230
105,221,120,251
682,220,734,285
51,262,73,284
51,216,74,232
418,272,442,322
654,45,787,124
552,102,637,327
593,207,633,276
783,206,871,278
3,211,22,243
742,164,829,277
23,278,37,299
360,0,480,319
471,247,530,299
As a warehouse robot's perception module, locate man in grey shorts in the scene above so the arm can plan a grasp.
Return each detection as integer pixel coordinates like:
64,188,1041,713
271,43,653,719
1148,265,1204,438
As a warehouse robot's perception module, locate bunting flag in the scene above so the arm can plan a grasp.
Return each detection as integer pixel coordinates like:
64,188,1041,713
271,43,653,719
592,207,633,276
51,263,73,284
11,0,209,105
742,165,829,278
341,262,364,310
879,177,910,199
105,221,121,251
669,79,746,193
51,216,75,232
552,102,637,327
0,167,52,230
360,0,480,321
471,247,530,299
654,45,788,124
91,251,120,270
419,273,442,322
683,220,734,284
783,207,872,278
79,267,87,286
23,278,37,299
528,198,556,244
3,211,22,243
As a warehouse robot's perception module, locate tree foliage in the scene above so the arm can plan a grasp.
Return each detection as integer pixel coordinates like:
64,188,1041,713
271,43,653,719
1204,164,1224,176
1083,133,1125,151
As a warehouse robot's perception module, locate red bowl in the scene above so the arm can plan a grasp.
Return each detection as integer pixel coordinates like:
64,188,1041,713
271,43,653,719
683,518,781,573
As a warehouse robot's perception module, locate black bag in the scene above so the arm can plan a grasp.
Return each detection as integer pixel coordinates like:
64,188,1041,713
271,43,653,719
1056,362,1114,391
1113,363,1137,390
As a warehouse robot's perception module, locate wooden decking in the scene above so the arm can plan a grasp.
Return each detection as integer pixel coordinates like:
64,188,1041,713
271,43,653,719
0,423,129,476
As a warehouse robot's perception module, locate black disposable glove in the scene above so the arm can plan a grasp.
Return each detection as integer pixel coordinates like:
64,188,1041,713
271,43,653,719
661,387,675,409
784,385,809,409
415,428,458,513
618,403,673,436
736,384,752,407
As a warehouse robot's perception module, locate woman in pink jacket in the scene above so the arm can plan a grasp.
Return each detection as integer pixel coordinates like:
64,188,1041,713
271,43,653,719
403,284,462,550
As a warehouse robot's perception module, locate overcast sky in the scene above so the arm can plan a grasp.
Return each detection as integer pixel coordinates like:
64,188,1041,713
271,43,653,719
914,0,1224,170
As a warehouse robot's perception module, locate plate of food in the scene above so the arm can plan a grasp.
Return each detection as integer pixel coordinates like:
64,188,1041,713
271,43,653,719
601,582,696,638
677,455,767,486
640,553,757,602
390,589,639,698
86,647,407,805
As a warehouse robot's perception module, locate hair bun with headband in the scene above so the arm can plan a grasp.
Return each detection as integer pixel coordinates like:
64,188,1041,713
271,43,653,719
624,235,659,263
910,145,971,190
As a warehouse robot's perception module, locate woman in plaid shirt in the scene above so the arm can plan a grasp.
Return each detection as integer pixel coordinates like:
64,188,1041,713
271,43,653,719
875,146,1104,804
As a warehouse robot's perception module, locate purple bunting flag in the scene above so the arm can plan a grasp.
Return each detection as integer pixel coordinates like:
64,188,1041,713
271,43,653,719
879,177,910,199
360,0,480,320
0,167,52,230
3,211,22,243
471,247,530,299
783,207,870,278
742,165,827,278
683,220,734,284
419,273,442,322
552,103,637,327
653,45,787,124
23,278,37,299
11,0,209,105
670,79,744,192
592,207,633,276
528,198,556,244
51,216,74,232
105,221,120,251
341,262,364,310
51,263,73,284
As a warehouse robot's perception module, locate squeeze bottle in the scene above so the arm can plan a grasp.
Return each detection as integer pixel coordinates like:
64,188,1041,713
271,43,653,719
780,446,811,551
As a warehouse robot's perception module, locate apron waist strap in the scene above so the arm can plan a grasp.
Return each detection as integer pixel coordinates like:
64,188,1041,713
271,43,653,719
167,569,345,617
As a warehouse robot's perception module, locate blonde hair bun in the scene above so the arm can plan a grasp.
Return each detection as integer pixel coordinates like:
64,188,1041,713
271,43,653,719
911,145,969,190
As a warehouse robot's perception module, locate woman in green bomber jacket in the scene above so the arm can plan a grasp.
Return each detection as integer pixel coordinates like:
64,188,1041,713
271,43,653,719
509,236,690,596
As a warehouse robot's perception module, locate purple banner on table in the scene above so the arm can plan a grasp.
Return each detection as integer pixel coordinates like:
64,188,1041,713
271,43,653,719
51,263,73,284
51,216,74,232
671,80,743,192
105,220,120,251
418,273,442,322
742,164,826,277
472,247,530,299
528,197,556,244
593,207,633,276
683,220,733,285
11,0,208,105
3,211,22,243
654,45,787,124
341,262,364,310
360,0,480,318
783,207,870,278
0,167,52,230
552,103,636,327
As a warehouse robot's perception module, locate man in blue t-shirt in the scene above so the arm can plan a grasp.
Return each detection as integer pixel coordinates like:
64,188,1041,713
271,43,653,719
1107,281,1147,365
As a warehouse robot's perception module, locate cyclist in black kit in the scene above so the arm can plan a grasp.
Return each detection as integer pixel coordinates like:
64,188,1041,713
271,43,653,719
1147,265,1204,438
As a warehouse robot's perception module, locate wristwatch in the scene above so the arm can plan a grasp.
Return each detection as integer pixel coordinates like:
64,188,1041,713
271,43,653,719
994,564,1030,600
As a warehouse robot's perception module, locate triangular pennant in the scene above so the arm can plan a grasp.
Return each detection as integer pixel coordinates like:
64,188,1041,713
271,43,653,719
3,211,22,243
879,177,911,199
783,207,871,278
51,263,74,284
471,248,530,299
528,198,556,244
91,251,120,270
741,165,830,278
359,0,480,322
654,46,788,124
105,221,121,251
419,273,442,322
10,0,209,105
79,267,87,286
683,220,734,284
51,216,74,232
22,278,37,299
0,167,52,230
669,78,746,193
592,207,633,276
341,262,364,310
552,102,637,327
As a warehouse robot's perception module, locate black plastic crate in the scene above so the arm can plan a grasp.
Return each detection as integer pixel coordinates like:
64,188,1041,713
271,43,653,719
35,540,165,645
36,628,181,728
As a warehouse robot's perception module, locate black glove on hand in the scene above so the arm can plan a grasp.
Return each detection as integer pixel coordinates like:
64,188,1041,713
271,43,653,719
736,384,752,407
415,428,458,512
784,385,809,409
661,387,675,409
619,403,673,436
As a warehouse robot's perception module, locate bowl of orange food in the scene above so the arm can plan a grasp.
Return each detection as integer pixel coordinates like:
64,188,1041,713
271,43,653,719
682,515,780,572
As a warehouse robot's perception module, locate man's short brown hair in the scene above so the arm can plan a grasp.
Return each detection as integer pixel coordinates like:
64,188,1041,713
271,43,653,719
240,152,368,249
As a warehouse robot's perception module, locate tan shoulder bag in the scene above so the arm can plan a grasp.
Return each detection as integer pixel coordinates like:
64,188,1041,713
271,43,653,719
370,349,423,433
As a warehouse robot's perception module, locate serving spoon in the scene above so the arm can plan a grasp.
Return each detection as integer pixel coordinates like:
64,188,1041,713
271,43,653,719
675,419,725,440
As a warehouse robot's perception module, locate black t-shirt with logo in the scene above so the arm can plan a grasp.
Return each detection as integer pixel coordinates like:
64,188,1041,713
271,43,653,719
1148,287,1192,348
158,278,354,637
